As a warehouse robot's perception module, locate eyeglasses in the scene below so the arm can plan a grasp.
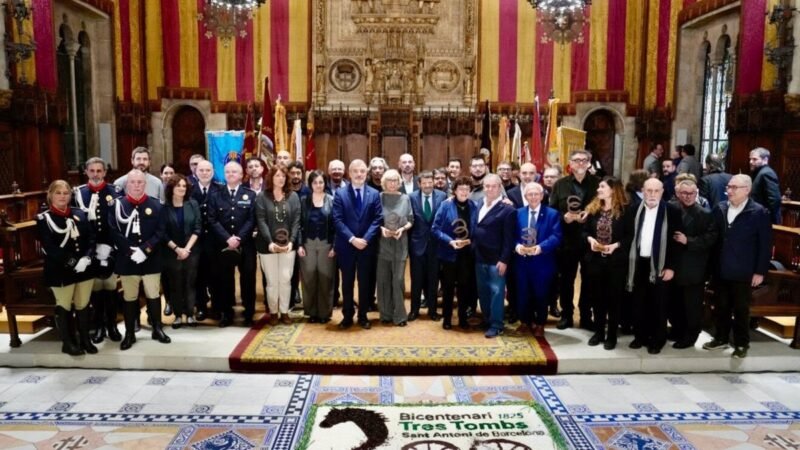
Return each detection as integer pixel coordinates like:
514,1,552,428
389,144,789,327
570,158,589,164
726,185,747,190
677,191,697,196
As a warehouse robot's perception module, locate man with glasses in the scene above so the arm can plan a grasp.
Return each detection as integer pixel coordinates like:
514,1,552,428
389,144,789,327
703,175,771,359
496,161,515,190
541,166,561,206
669,179,717,349
549,150,599,330
187,154,205,187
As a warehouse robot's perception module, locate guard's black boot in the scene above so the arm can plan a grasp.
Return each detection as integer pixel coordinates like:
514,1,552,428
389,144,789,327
54,306,83,356
104,290,122,341
120,301,138,351
89,291,106,344
76,308,98,354
147,298,171,344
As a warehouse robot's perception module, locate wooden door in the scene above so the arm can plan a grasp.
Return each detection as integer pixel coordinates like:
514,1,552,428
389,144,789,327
583,109,616,176
172,106,206,175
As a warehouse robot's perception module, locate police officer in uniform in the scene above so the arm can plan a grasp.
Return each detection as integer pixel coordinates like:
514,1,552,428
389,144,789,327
189,160,223,321
38,180,97,356
73,157,122,344
109,170,169,350
208,161,257,327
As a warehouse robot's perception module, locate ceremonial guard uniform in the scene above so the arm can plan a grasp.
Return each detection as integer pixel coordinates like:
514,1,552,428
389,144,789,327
37,207,97,355
208,185,257,326
190,181,224,320
73,181,122,343
108,194,169,349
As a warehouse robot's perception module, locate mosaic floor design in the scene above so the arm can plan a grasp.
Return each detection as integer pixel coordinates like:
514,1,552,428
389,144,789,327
0,368,797,449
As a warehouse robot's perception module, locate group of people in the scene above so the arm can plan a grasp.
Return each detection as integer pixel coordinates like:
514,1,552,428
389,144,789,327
38,143,774,359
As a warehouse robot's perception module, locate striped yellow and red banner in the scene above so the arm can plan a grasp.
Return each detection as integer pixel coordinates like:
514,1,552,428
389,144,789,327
116,0,309,103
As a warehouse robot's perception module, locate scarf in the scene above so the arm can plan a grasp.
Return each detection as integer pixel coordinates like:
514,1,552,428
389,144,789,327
626,202,668,292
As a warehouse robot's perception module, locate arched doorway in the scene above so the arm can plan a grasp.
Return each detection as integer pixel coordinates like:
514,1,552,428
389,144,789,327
583,109,617,177
171,106,206,175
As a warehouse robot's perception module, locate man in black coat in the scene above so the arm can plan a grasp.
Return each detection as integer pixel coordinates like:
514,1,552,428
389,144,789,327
408,172,446,321
109,170,169,350
625,178,683,355
749,147,782,224
703,174,772,359
208,161,257,327
670,178,718,349
700,153,731,208
189,160,223,321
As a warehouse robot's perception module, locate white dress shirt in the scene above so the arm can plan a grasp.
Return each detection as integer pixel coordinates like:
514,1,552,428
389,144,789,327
639,205,659,258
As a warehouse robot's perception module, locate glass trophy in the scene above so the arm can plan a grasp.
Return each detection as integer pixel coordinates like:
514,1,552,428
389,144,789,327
451,218,470,242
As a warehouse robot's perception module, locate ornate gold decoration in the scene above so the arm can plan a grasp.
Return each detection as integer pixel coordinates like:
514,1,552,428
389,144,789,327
350,0,441,34
427,60,460,93
330,59,362,92
0,90,12,109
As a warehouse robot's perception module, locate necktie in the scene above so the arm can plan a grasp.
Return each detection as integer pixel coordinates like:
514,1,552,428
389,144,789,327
355,188,363,213
230,189,236,199
423,195,432,221
202,187,207,197
529,209,537,229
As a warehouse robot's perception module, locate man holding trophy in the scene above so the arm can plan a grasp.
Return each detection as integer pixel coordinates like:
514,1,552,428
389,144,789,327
513,183,562,337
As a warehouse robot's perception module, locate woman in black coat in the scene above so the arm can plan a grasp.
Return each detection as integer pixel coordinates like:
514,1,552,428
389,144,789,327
37,180,97,356
162,174,201,328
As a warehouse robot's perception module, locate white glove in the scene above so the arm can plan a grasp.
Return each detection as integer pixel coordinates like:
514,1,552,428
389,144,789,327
74,256,91,273
130,247,147,264
95,243,112,260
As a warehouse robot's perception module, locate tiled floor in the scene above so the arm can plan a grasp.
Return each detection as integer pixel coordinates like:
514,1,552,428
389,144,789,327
0,368,797,449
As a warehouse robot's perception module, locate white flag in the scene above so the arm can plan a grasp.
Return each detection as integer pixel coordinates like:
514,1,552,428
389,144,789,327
511,120,522,165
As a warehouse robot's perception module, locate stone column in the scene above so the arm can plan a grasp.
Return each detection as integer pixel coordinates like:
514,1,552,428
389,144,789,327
789,0,800,94
65,41,82,167
0,5,9,90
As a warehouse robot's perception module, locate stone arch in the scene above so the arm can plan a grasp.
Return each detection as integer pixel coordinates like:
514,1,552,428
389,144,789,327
581,107,625,177
152,99,214,172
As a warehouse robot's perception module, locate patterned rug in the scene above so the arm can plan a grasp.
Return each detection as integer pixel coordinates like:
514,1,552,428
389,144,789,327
228,314,557,375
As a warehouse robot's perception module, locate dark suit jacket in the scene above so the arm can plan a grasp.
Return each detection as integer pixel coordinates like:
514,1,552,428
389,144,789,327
408,189,447,257
37,208,95,287
507,185,524,209
473,199,516,265
163,199,202,248
190,182,224,248
109,196,165,276
582,207,633,269
400,176,419,195
207,185,256,248
332,184,383,266
431,199,478,263
713,199,772,282
700,171,731,209
514,205,562,275
671,201,717,286
751,165,782,224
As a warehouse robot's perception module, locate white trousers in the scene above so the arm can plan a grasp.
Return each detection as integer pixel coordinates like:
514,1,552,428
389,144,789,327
259,251,296,314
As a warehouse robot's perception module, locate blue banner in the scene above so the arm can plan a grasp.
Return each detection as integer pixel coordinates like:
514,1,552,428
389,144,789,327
206,131,245,184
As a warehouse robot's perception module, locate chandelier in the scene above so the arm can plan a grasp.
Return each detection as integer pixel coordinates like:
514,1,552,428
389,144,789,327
528,0,591,45
198,0,266,44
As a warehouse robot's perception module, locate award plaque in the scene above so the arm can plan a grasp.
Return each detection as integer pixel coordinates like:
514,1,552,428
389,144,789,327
273,227,290,247
521,227,538,247
451,218,470,240
567,195,583,214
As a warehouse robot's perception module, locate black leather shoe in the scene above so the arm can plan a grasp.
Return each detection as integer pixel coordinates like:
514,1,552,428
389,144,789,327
195,310,206,321
588,332,604,346
556,318,573,330
672,341,694,349
359,320,371,330
604,337,617,350
338,320,353,330
647,345,662,355
397,321,407,327
408,312,419,322
459,322,471,331
443,323,452,330
549,306,561,318
429,313,441,321
218,315,232,328
628,339,644,349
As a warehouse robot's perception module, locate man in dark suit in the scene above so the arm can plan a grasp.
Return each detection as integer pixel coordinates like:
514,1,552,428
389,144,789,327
399,153,419,194
473,174,516,338
208,161,257,327
108,170,169,350
749,147,782,224
187,153,204,187
189,160,223,321
670,178,718,349
506,163,537,209
332,159,383,330
326,159,348,195
703,174,772,359
625,178,683,355
408,171,446,321
700,153,731,208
